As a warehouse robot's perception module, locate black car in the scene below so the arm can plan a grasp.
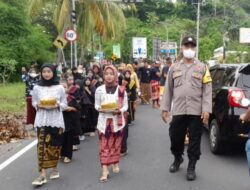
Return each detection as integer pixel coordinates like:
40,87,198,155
208,64,250,154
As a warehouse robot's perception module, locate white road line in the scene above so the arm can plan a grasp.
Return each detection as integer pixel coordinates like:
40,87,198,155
0,139,37,172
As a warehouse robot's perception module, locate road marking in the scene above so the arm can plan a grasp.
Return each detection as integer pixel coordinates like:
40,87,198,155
0,139,37,172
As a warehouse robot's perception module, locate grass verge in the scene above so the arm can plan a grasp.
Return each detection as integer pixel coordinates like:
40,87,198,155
0,83,25,113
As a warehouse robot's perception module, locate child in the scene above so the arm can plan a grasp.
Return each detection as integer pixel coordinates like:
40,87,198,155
61,76,81,163
95,65,128,182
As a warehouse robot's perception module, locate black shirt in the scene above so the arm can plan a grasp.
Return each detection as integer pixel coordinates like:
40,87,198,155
138,67,151,83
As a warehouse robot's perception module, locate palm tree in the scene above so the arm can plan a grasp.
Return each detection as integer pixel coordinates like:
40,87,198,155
28,0,133,46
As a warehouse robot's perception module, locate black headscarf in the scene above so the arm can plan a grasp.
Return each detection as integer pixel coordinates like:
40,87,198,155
38,64,60,86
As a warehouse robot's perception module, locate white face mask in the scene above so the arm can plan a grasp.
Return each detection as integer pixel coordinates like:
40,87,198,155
30,73,38,78
183,49,196,59
85,81,91,86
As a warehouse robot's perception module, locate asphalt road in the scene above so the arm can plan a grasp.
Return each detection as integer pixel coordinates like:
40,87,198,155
0,105,249,190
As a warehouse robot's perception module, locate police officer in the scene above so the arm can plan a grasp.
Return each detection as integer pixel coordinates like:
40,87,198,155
161,36,212,181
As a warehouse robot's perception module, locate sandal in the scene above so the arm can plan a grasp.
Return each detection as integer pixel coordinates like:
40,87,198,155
112,165,120,174
99,172,109,183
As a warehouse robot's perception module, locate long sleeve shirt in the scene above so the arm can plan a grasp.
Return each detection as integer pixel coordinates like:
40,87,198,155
161,60,212,116
32,85,67,128
95,85,128,134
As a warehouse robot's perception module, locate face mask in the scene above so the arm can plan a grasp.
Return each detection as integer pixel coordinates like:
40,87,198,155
183,49,196,59
85,81,91,86
140,62,145,67
30,73,37,78
125,74,130,78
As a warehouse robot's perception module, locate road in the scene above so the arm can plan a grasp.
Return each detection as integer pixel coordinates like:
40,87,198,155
0,105,249,190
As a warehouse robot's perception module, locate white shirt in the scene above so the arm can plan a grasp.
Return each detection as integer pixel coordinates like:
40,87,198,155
32,85,67,128
95,85,128,134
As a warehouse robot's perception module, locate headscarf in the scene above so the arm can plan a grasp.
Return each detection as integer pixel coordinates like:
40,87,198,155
103,65,118,87
126,64,135,74
38,64,59,86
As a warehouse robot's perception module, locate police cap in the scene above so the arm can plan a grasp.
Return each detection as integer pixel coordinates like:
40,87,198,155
182,36,197,47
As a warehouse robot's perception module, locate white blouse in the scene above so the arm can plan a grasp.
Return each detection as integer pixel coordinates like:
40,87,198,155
95,85,128,134
32,85,67,128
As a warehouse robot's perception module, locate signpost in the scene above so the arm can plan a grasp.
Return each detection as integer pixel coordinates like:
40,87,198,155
132,37,147,59
113,44,121,59
53,36,68,49
240,28,250,44
65,29,78,68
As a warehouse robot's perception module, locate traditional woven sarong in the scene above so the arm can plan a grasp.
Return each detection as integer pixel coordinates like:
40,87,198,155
140,83,151,103
98,119,123,166
151,80,160,100
37,127,63,172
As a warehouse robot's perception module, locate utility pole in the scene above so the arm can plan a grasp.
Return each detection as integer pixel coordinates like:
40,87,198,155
72,0,78,67
192,0,205,59
196,1,200,59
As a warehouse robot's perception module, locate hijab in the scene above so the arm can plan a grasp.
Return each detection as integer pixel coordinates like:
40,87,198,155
103,65,118,87
126,64,135,74
38,64,59,86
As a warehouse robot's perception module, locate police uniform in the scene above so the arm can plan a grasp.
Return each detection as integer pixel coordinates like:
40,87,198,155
161,58,212,162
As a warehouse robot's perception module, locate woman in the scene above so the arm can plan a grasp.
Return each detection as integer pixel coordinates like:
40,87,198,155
80,77,97,136
61,76,82,163
25,68,40,125
92,63,103,88
150,61,161,108
95,65,128,182
126,64,139,122
120,70,132,156
32,64,67,186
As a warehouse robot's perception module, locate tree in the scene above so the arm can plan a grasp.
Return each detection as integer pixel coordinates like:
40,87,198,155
28,0,128,45
0,1,54,68
0,59,17,84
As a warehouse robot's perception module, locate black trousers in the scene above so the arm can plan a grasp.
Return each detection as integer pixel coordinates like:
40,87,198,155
169,115,203,161
61,131,74,159
121,124,129,153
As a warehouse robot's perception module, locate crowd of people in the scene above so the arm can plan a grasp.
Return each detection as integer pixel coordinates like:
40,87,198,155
21,57,173,186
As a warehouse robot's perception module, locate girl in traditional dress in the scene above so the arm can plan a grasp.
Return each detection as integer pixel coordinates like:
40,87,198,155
80,77,97,136
61,76,82,163
126,64,139,122
32,64,67,186
25,68,40,125
95,65,128,182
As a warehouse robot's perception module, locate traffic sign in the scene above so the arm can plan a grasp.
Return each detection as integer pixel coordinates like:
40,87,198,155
53,36,68,49
64,29,78,42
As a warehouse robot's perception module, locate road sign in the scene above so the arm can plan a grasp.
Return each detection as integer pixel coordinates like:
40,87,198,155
240,28,250,43
132,37,147,59
65,29,78,42
53,36,68,49
113,44,121,58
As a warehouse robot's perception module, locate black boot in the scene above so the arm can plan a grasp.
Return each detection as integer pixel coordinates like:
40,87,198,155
186,160,197,181
169,156,184,173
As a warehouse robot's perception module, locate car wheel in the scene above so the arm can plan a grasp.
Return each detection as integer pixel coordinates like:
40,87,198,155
209,119,223,154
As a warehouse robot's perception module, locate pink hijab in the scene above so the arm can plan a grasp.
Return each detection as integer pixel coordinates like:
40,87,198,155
103,65,118,87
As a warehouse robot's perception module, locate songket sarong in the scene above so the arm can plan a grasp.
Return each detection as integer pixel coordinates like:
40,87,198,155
37,127,63,172
98,119,123,166
151,80,160,100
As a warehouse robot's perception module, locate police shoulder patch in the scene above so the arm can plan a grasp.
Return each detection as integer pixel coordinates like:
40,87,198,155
202,65,212,84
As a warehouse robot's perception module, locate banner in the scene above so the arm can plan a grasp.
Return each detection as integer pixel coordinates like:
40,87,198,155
132,37,147,59
113,44,121,58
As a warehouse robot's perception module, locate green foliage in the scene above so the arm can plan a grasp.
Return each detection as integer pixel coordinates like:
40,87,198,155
0,1,55,83
0,59,17,84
